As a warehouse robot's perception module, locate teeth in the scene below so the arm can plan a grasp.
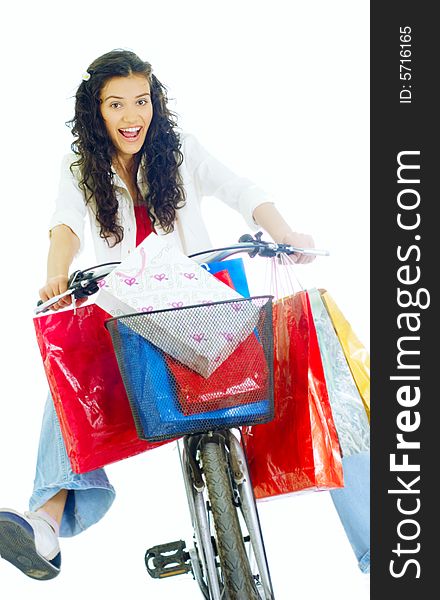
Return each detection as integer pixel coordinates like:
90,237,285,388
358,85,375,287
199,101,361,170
120,127,141,132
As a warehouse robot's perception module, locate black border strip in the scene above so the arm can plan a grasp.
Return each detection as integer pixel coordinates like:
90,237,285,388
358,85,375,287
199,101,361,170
371,3,436,598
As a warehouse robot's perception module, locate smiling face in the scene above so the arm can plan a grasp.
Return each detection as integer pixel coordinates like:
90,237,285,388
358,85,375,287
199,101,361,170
100,74,153,164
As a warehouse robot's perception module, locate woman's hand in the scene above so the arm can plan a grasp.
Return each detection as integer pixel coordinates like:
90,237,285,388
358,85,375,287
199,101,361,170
252,203,317,265
281,231,316,265
39,275,72,311
39,275,91,312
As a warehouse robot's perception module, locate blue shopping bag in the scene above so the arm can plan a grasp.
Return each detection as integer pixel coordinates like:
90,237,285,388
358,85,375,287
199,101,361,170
201,258,250,298
117,322,270,441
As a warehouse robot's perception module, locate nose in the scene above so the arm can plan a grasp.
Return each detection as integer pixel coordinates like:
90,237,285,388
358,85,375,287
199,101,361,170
121,105,140,124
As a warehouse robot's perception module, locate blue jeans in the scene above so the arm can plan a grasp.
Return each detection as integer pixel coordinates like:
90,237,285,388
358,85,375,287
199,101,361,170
330,451,370,573
30,394,370,570
29,394,116,538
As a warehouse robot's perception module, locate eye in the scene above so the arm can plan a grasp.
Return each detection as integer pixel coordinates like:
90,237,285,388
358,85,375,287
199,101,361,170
137,98,150,106
110,101,122,109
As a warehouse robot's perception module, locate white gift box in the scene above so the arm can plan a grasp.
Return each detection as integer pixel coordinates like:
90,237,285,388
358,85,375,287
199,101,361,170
96,234,260,377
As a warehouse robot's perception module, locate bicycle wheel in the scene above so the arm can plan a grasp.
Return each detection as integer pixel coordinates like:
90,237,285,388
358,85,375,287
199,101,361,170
201,441,260,600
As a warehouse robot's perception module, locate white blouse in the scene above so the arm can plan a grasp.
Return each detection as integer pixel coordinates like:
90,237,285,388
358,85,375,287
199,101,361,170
49,132,271,262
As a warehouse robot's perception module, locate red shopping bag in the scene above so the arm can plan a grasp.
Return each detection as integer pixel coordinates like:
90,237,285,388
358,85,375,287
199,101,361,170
165,331,268,415
34,304,168,474
164,263,268,415
242,291,343,499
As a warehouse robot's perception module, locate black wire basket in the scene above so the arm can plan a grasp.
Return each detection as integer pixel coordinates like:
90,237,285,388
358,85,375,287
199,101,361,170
105,296,274,441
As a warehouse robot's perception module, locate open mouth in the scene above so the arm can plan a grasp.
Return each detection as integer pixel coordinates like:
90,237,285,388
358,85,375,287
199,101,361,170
118,126,142,141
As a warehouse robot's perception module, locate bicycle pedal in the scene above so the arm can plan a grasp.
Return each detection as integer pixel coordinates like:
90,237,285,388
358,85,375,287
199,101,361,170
145,540,192,579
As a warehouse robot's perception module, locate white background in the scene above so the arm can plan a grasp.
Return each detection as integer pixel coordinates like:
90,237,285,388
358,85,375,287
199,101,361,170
0,1,369,598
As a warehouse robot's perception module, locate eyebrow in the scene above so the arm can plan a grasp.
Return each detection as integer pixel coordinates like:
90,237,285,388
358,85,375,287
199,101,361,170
103,92,151,102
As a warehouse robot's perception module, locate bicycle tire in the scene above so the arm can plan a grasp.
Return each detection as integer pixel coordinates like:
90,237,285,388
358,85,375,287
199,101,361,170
201,441,259,600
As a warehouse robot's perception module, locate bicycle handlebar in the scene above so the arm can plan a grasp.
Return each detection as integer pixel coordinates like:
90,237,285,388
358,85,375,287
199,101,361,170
35,232,328,315
190,232,329,263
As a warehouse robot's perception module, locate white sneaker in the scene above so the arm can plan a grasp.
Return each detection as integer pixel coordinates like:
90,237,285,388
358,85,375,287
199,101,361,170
0,508,61,580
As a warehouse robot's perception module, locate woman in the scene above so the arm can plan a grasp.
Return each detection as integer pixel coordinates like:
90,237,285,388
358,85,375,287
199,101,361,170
0,49,314,580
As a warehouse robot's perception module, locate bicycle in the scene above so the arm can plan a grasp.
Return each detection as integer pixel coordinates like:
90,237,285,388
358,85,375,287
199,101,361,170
35,232,327,600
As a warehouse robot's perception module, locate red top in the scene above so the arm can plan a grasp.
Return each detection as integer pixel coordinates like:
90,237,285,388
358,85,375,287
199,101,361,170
134,205,154,246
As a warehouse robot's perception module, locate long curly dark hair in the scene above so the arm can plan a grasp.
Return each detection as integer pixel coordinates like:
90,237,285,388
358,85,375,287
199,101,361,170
68,49,186,245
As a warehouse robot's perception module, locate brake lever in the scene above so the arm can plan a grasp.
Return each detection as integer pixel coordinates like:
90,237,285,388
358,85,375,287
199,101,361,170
238,233,260,258
35,288,77,314
35,263,118,314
